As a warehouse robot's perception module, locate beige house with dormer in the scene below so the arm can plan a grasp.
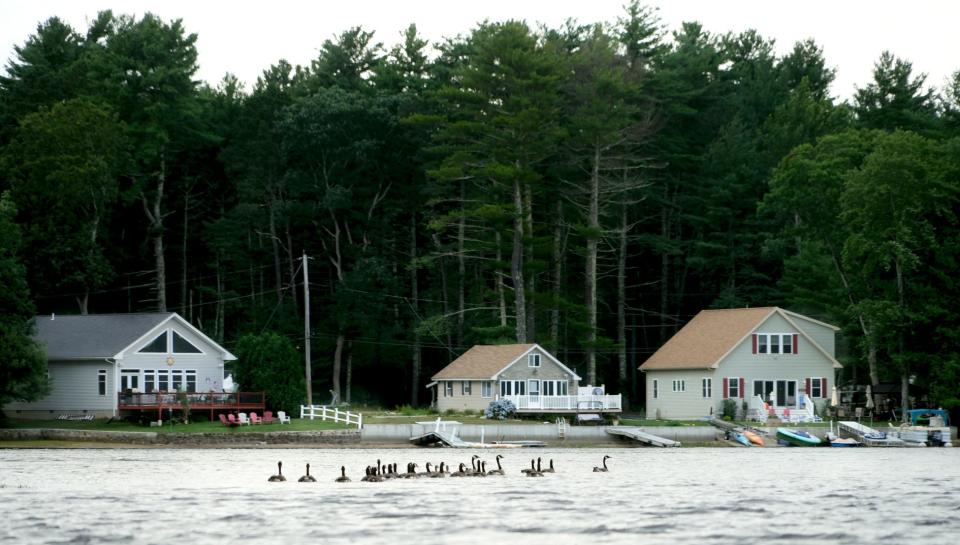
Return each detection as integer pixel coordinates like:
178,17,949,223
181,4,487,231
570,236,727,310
428,344,621,414
640,307,841,420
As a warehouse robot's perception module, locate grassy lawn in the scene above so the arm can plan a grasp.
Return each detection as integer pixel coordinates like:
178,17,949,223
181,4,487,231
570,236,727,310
0,418,350,433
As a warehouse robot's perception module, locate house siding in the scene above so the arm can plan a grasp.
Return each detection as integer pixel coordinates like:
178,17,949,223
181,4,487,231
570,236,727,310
5,360,115,416
788,314,836,357
645,370,716,420
436,380,495,412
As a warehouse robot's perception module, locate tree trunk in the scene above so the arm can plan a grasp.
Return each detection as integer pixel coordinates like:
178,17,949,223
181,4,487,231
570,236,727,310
181,191,189,311
141,155,167,312
77,293,89,315
585,144,600,384
457,180,466,347
617,202,628,398
551,198,563,345
346,340,353,404
511,177,527,343
496,231,507,328
659,191,669,344
268,198,282,303
285,219,298,312
332,333,344,402
410,216,421,405
524,183,536,341
215,253,224,343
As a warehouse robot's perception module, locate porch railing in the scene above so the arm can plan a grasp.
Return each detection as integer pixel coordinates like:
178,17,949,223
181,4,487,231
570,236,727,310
300,405,363,429
501,394,622,411
118,391,265,408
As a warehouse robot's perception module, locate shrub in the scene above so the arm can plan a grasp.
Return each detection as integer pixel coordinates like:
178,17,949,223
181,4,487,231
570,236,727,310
721,399,738,420
484,399,517,420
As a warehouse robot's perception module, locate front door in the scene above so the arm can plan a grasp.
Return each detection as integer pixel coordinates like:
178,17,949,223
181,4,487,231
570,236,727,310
121,370,140,392
775,380,797,407
528,380,540,408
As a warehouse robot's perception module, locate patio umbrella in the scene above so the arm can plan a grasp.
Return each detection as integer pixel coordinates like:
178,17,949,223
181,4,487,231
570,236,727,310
865,384,875,410
830,385,840,407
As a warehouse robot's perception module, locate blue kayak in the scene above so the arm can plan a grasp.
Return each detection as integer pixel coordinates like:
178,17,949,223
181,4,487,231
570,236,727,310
776,427,822,447
733,432,751,447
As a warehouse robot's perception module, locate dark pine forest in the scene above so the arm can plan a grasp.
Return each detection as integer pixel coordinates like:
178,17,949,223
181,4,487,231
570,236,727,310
2,4,960,417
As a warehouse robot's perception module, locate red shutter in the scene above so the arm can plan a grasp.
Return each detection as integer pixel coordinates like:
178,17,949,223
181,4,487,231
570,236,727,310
739,378,745,399
805,378,811,397
723,377,729,398
821,377,827,399
793,333,799,354
752,334,757,354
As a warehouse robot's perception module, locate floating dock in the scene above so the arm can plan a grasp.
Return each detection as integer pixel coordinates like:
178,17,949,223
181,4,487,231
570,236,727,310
838,421,906,447
606,426,681,447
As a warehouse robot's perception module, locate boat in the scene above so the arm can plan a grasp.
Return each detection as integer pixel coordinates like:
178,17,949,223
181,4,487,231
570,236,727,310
742,430,765,446
732,431,751,447
776,427,822,447
829,437,861,447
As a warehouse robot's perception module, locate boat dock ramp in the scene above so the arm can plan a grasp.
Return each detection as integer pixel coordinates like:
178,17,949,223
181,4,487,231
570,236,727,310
837,421,906,446
606,426,681,447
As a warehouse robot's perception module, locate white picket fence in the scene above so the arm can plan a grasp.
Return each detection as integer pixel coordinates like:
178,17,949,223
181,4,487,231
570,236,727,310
300,405,363,429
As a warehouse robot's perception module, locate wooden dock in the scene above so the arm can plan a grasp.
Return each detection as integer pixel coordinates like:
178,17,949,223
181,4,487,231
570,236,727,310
606,426,681,447
838,421,906,446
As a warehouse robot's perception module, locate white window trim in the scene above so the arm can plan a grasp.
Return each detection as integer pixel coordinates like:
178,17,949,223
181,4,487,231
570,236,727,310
97,369,107,396
756,333,796,355
461,381,472,395
809,378,823,398
672,379,686,393
528,353,541,367
171,330,205,355
481,381,492,398
528,379,540,396
702,377,712,398
727,377,741,398
444,382,454,397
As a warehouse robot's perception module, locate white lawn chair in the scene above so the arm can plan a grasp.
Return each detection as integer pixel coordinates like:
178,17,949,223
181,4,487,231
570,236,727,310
277,411,291,424
238,412,250,425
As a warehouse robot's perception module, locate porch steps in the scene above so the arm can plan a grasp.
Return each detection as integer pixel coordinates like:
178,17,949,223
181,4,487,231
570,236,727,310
606,426,680,447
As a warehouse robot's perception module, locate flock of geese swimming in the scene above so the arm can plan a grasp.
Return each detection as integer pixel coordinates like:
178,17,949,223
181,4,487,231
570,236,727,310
268,454,612,482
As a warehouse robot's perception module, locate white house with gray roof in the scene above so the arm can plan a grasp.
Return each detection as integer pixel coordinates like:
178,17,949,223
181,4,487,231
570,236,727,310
4,313,236,418
428,343,621,414
640,307,841,421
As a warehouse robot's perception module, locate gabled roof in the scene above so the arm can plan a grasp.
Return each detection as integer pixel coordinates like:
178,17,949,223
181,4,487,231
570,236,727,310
431,343,581,381
33,312,236,361
639,307,840,371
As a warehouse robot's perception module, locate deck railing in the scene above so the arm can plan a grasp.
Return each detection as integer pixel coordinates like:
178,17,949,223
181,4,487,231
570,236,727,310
501,394,622,411
118,391,265,408
300,405,363,429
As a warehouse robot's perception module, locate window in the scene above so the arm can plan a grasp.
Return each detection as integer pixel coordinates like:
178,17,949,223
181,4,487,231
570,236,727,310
140,332,167,353
500,380,526,396
528,380,540,397
500,381,511,396
809,378,823,398
528,353,541,367
444,382,453,397
755,334,797,355
481,381,492,398
652,379,658,399
144,371,156,393
672,379,686,393
185,370,197,393
172,331,202,354
702,378,712,398
461,381,472,395
157,369,170,392
541,380,567,396
97,369,107,396
728,377,740,398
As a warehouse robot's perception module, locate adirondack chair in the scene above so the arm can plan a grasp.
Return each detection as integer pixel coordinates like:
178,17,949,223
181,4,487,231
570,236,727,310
227,413,240,426
250,412,261,425
277,411,291,424
262,411,276,424
219,414,240,427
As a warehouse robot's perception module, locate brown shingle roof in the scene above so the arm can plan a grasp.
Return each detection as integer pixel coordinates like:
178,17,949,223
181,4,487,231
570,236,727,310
431,344,536,380
640,307,776,370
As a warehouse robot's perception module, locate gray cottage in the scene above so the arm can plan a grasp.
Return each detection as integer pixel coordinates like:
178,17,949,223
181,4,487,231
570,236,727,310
5,313,237,418
428,344,621,413
640,307,841,421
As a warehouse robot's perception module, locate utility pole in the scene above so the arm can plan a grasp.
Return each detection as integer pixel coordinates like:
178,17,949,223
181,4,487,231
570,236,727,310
303,251,312,406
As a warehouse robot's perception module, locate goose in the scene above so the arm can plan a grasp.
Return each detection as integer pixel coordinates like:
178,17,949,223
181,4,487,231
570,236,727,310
527,457,544,477
486,455,505,475
450,463,469,477
268,461,286,482
520,459,537,475
431,462,446,478
404,463,419,478
298,463,317,482
593,455,611,472
335,466,351,483
542,459,556,473
367,466,384,483
421,462,434,477
476,461,488,477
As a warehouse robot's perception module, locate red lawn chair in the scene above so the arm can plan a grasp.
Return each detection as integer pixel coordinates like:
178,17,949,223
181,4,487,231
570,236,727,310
220,414,239,427
227,413,240,425
263,411,275,424
250,412,261,425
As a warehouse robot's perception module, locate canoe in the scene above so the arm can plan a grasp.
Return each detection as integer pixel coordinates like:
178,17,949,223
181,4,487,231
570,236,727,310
733,432,751,447
743,430,765,446
776,427,822,447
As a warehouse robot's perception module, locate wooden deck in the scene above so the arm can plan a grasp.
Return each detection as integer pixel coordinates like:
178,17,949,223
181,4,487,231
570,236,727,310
118,391,265,420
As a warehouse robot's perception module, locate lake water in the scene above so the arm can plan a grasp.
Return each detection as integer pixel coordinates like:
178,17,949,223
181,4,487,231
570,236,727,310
2,447,959,545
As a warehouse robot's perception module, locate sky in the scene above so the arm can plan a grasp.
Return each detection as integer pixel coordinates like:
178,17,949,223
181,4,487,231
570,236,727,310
1,0,958,101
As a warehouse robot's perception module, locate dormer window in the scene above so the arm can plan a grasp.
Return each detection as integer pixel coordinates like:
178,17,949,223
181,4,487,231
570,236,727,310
753,333,798,355
528,353,541,367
